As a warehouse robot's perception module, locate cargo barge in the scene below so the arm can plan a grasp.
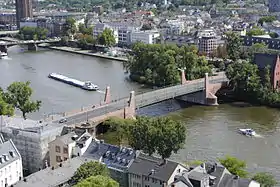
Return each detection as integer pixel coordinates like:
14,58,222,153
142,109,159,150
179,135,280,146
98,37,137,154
48,73,99,91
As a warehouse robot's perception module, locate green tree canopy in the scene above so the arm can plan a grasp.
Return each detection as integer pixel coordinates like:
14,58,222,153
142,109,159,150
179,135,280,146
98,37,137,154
0,90,14,116
258,16,277,26
97,28,116,47
128,116,186,159
72,161,109,184
247,27,266,37
252,172,277,187
74,175,119,187
218,155,248,177
64,18,77,37
225,32,243,61
4,81,41,119
18,26,48,40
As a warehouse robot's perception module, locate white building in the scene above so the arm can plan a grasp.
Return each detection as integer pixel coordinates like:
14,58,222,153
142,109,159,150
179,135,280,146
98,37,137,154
130,30,160,44
93,23,119,44
49,130,92,168
0,136,23,187
0,116,63,174
165,20,185,35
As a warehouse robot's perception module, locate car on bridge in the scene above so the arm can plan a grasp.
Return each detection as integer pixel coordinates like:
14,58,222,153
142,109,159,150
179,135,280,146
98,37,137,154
59,118,67,123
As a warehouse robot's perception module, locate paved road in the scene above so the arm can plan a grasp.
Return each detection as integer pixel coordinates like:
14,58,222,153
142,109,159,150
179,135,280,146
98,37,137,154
54,75,228,125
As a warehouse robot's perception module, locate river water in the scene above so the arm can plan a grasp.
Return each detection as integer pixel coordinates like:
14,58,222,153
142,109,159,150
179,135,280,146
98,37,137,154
1,46,280,182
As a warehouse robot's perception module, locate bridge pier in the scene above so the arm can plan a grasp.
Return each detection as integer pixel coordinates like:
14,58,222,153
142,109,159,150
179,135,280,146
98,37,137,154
27,43,38,51
124,91,136,119
204,73,218,106
0,45,7,53
180,69,188,85
104,86,111,104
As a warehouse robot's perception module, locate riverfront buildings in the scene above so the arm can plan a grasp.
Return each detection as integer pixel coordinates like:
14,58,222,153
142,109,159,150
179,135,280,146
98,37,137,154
269,0,280,12
15,0,33,28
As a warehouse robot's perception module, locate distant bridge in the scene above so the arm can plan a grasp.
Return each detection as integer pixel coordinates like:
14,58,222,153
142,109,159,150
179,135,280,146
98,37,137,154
0,38,60,52
0,30,19,37
48,71,229,128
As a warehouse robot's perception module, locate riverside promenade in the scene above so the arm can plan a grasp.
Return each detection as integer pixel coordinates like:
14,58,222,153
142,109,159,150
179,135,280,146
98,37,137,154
48,46,128,62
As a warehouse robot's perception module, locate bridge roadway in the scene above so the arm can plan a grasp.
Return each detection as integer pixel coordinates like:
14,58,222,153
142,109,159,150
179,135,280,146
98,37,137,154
53,74,228,125
1,38,60,46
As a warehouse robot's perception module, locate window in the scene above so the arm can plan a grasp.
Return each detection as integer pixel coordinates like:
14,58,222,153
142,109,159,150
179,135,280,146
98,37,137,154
64,157,67,161
63,147,68,154
56,156,61,162
55,146,60,153
8,166,11,173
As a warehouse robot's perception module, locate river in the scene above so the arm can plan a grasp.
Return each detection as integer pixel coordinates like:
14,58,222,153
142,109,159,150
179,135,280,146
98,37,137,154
1,46,280,182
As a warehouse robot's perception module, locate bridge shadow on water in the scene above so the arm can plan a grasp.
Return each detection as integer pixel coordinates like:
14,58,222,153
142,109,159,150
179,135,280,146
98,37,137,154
136,99,198,117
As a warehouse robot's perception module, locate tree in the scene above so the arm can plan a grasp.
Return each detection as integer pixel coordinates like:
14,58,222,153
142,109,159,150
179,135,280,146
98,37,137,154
97,28,116,47
4,81,41,120
127,116,186,159
0,90,14,116
218,155,248,177
64,18,77,37
252,172,277,187
72,161,109,184
258,16,277,26
74,175,119,187
247,27,266,36
247,43,268,60
269,32,279,38
225,32,243,61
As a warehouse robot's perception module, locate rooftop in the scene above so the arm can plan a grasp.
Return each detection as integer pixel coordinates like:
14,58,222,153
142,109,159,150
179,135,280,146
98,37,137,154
83,140,137,171
128,153,180,182
0,139,21,169
14,157,89,187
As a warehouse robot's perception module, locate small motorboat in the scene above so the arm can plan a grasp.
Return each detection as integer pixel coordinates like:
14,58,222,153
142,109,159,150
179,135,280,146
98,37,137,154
0,52,7,59
238,128,256,137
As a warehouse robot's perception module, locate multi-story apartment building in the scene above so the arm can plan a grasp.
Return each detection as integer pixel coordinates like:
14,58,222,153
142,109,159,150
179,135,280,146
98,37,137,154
198,29,218,55
0,116,63,174
130,30,160,44
0,135,23,187
49,130,92,167
15,0,33,28
165,20,185,35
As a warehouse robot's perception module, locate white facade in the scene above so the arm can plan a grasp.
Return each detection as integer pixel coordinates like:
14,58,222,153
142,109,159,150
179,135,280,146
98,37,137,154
130,30,160,44
165,21,185,35
93,23,119,44
0,139,23,187
19,21,38,28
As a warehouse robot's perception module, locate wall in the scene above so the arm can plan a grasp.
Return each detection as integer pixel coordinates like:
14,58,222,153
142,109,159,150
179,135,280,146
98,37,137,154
0,159,23,187
49,140,75,167
110,169,128,187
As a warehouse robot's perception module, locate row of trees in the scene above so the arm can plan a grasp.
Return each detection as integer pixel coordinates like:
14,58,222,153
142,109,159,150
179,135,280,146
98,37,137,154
124,42,213,86
18,26,49,40
103,116,186,159
0,81,41,119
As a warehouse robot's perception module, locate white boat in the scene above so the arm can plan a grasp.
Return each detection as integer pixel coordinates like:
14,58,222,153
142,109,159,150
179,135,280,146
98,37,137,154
238,128,256,136
0,52,7,59
82,81,99,91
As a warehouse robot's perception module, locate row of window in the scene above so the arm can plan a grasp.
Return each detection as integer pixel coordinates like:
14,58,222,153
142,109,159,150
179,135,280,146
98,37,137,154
55,146,68,154
56,156,67,163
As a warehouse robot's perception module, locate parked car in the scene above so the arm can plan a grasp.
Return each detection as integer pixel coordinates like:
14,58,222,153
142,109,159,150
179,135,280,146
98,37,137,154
59,118,67,123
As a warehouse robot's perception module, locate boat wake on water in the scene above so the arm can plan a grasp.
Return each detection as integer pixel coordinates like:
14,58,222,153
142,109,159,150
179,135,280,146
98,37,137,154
97,90,106,94
238,128,263,138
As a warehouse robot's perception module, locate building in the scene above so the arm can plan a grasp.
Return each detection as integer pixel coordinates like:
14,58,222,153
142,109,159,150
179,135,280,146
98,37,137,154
15,0,33,28
170,163,260,187
0,136,23,187
242,35,280,50
253,53,280,90
130,30,160,44
128,153,187,187
49,129,92,167
93,23,119,44
198,29,218,55
269,0,280,12
0,12,16,26
92,5,103,14
0,116,64,174
14,157,88,187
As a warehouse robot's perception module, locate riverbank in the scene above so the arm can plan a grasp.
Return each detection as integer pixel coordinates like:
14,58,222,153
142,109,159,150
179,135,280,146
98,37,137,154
48,46,128,62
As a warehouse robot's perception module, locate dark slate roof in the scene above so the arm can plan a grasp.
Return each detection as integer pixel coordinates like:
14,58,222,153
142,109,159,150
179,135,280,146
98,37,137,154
188,171,207,181
128,153,179,182
0,139,21,168
253,53,278,70
82,140,137,171
219,173,251,187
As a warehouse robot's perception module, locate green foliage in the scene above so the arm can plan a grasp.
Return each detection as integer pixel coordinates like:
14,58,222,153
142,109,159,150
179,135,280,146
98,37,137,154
4,81,41,120
97,28,116,47
64,18,77,37
219,155,248,177
18,26,48,40
76,34,96,49
72,161,109,184
128,116,186,159
78,24,93,35
269,32,279,38
225,32,243,61
247,27,266,37
74,175,119,187
258,16,277,26
247,43,268,60
0,90,14,116
185,160,204,166
125,42,212,86
252,172,277,187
